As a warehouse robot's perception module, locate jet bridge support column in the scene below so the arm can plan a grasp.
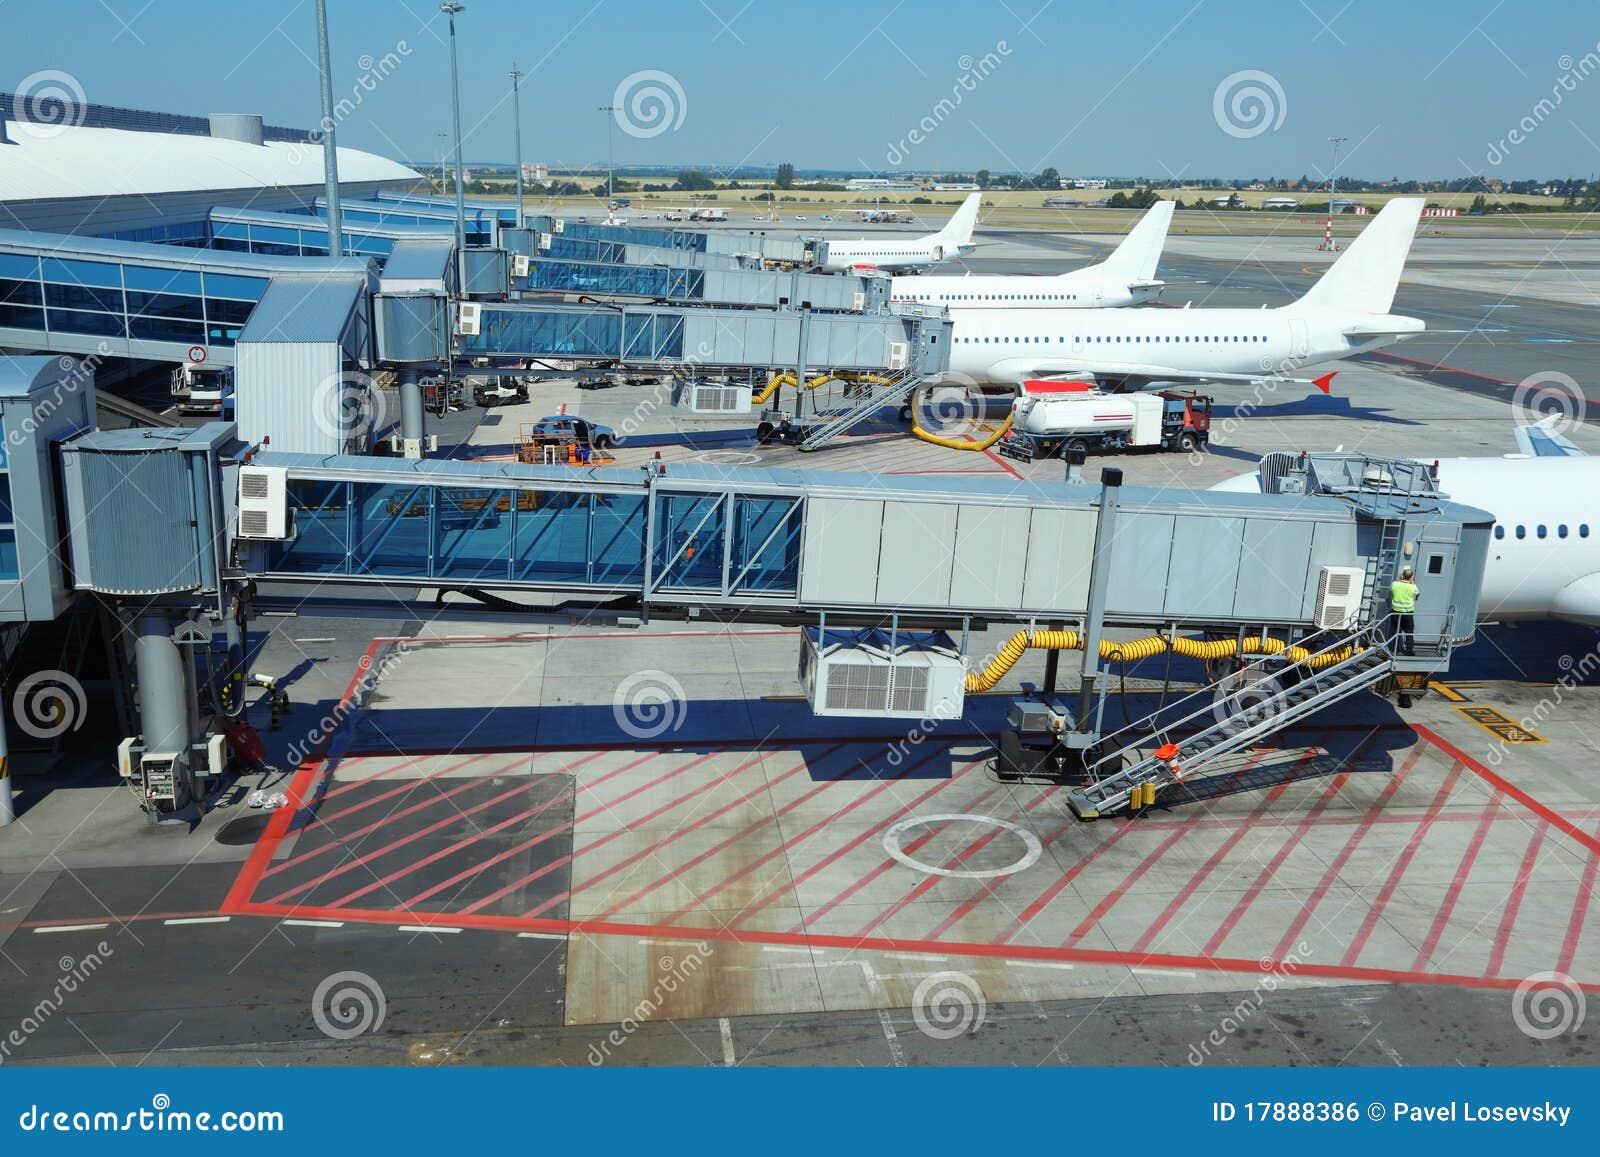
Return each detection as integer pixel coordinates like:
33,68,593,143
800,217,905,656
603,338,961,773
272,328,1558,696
1075,468,1123,743
398,368,426,459
133,613,197,813
0,707,12,826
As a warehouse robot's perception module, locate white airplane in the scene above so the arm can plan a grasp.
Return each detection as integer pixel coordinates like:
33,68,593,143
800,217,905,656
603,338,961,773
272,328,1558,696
944,197,1427,393
1212,419,1600,625
817,192,982,272
890,200,1173,310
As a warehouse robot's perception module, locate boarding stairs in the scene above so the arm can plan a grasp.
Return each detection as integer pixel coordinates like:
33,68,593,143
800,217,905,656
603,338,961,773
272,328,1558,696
796,369,926,451
1065,628,1398,819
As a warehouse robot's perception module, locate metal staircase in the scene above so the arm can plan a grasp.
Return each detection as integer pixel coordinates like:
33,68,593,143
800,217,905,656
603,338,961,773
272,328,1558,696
1066,629,1397,819
796,370,925,451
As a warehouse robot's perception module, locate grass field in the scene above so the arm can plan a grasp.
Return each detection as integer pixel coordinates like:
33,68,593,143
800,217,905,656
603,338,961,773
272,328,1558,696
458,177,1599,235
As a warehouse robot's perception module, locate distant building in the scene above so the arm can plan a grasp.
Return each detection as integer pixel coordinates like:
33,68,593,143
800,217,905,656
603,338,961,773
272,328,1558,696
521,162,549,184
845,178,918,191
1262,196,1299,210
1042,196,1085,208
1062,177,1108,189
931,182,978,191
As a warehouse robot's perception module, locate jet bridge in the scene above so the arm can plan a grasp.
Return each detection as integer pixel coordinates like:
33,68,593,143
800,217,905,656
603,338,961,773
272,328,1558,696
517,257,887,313
3,373,1493,817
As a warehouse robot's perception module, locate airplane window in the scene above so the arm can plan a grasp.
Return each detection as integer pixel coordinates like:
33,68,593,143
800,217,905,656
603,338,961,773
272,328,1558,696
1494,526,1505,539
1559,525,1569,538
1538,525,1548,539
1584,525,1591,537
1516,525,1526,539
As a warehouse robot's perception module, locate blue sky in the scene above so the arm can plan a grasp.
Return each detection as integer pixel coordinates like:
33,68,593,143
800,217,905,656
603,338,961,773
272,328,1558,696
6,0,1600,180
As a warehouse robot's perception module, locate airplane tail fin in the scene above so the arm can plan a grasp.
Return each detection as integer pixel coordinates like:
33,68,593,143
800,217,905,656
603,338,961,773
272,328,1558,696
1287,197,1424,315
1093,199,1174,281
936,193,982,245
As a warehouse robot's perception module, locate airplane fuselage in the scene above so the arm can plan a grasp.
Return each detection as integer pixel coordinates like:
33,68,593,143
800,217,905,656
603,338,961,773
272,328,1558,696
889,272,1160,310
819,240,975,273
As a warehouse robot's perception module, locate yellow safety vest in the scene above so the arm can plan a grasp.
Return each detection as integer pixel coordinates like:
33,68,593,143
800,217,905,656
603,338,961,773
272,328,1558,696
1390,579,1418,613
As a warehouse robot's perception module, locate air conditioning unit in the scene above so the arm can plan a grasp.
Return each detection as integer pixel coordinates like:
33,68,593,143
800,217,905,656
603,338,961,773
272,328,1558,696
512,254,531,277
800,629,966,719
551,218,565,233
536,233,552,251
1314,565,1365,629
887,341,910,371
851,292,866,312
457,301,482,336
237,465,293,541
674,380,752,415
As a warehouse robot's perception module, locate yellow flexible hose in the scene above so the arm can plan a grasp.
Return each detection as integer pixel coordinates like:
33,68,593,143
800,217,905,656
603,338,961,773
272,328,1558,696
964,630,1356,692
913,411,1014,451
751,372,837,406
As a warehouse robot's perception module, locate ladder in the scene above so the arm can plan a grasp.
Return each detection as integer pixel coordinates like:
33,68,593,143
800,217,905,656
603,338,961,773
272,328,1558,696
796,371,924,451
1066,629,1395,819
1361,518,1404,622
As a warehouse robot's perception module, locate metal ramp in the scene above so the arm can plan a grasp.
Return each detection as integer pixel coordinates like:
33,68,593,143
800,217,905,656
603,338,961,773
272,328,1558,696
1066,629,1398,819
797,371,924,451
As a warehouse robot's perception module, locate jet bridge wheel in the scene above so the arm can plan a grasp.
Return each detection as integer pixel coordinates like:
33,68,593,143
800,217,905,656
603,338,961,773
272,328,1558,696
756,421,777,444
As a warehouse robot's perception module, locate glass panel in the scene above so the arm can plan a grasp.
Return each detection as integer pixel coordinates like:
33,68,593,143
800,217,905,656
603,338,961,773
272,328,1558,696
0,279,43,306
0,304,46,331
40,257,122,288
267,480,348,574
512,491,591,583
0,475,11,523
47,309,125,337
122,266,203,295
350,483,432,576
126,290,205,319
0,529,16,580
0,254,40,280
435,488,512,581
44,282,123,312
654,493,726,590
731,496,800,593
205,298,256,326
590,494,647,584
128,315,205,344
202,273,269,301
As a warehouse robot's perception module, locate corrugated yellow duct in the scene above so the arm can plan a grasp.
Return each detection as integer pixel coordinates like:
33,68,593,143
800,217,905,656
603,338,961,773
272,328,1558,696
751,372,837,406
913,411,1014,451
964,630,1355,692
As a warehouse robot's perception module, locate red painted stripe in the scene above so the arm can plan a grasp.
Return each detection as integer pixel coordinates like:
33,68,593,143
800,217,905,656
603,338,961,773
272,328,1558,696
1200,751,1359,958
1269,747,1424,961
263,776,539,904
316,750,440,802
260,754,518,880
797,778,1004,933
469,750,765,917
1556,822,1600,975
1129,752,1293,955
397,818,575,909
1416,724,1600,859
572,750,726,824
562,748,826,919
641,745,961,923
924,811,1078,941
1339,762,1464,968
1411,796,1500,972
730,754,985,928
1486,821,1548,977
850,788,1055,940
1064,825,1191,946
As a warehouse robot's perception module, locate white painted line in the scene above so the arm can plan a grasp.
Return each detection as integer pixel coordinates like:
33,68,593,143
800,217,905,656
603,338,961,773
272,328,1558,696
163,916,231,926
399,925,462,934
719,1016,736,1067
32,923,109,934
878,1010,906,1067
295,637,336,644
886,952,947,963
1132,967,1197,978
1005,959,1075,971
282,918,343,929
517,931,565,941
761,945,811,955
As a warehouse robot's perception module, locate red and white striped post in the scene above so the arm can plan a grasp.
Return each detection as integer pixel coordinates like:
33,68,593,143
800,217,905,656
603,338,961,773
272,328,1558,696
1322,216,1334,251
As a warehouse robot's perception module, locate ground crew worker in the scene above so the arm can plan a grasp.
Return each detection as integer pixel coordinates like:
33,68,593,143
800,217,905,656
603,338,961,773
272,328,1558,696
1390,566,1419,655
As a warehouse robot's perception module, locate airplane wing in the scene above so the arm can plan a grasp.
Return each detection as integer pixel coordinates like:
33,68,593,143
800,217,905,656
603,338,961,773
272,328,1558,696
984,358,1338,394
1514,415,1588,458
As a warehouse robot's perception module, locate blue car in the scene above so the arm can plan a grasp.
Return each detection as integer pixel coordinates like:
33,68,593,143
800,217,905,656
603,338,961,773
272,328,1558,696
530,416,615,449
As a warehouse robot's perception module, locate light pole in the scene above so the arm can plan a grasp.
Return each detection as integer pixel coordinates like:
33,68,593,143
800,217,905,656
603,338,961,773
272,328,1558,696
597,105,616,218
1324,135,1347,252
436,132,448,193
440,1,467,251
510,63,525,225
314,0,343,257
